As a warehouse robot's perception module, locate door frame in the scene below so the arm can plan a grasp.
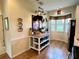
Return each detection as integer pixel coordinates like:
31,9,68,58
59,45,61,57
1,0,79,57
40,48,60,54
0,15,5,55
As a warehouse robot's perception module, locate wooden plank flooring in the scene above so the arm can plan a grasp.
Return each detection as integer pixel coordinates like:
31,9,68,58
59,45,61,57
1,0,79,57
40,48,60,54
0,40,68,59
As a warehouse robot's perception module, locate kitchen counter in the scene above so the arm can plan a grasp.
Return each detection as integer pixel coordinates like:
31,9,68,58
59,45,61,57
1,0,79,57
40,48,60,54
32,32,49,38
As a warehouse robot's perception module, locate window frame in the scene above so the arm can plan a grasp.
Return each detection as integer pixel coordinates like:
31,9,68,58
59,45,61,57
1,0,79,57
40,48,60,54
49,18,70,33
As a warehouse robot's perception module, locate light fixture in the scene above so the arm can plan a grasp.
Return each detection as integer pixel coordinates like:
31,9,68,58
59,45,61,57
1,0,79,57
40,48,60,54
36,0,43,5
38,1,43,5
35,0,46,15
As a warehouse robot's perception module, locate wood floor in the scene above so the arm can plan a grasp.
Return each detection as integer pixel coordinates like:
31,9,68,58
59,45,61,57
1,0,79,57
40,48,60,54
0,40,68,59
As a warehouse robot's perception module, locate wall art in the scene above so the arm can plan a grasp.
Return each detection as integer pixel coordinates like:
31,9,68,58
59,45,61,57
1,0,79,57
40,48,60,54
17,18,23,32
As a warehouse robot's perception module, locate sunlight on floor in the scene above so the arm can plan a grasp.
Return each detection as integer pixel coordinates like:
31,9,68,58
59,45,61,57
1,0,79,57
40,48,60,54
47,47,68,59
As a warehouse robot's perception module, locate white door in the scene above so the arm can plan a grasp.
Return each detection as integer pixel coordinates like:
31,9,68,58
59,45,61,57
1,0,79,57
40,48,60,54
0,16,5,55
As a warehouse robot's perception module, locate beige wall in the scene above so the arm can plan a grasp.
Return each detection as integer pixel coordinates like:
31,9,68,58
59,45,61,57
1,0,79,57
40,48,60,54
0,9,1,15
0,16,5,55
0,0,6,55
2,0,14,58
12,37,30,57
0,0,2,15
74,4,79,46
8,0,33,57
48,6,76,43
50,32,68,43
2,0,35,58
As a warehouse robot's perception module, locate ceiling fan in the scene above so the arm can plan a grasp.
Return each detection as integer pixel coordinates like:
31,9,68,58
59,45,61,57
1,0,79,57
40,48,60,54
35,0,47,15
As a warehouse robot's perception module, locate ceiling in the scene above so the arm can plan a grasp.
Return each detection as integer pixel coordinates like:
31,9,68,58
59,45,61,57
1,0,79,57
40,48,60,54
29,0,79,11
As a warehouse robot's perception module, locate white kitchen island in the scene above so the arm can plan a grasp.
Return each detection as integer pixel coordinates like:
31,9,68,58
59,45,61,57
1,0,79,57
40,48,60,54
30,32,49,54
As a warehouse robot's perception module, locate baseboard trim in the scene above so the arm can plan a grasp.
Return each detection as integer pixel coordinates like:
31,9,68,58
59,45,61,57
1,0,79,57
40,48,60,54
0,52,6,56
0,47,6,55
50,39,68,43
12,48,30,58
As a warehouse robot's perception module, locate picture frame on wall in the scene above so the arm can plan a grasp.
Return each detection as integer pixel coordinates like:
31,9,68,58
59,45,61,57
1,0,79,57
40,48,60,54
4,17,9,30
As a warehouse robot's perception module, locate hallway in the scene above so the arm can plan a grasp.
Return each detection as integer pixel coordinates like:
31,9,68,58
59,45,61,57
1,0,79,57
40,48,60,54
0,40,68,59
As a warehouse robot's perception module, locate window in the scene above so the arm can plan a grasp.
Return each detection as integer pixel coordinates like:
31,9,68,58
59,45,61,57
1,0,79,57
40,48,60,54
50,20,55,31
57,20,64,32
65,18,70,32
49,19,70,32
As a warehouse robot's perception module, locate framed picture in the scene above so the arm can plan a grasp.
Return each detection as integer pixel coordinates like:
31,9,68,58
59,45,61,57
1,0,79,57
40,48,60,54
4,17,9,30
